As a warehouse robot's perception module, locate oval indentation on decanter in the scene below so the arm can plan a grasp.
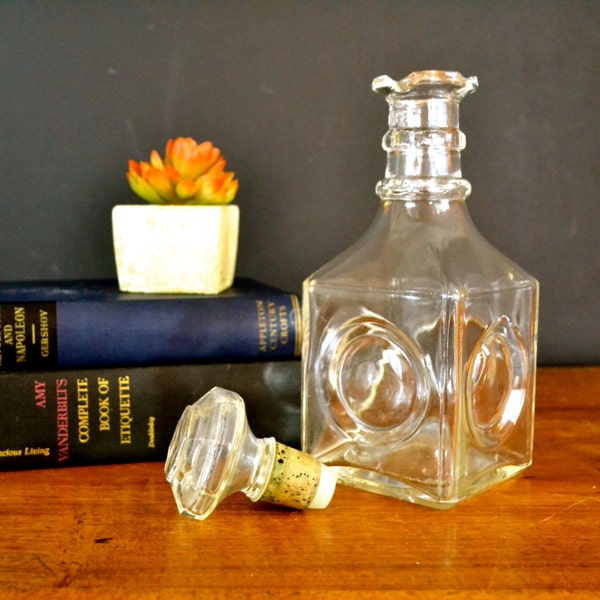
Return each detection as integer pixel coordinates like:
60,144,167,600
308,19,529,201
321,311,431,445
465,316,528,448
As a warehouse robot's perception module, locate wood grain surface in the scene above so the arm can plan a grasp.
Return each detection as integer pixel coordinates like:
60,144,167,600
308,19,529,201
1,366,598,599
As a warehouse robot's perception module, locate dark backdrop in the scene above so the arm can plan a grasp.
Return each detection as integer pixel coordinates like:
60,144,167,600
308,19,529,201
0,1,598,365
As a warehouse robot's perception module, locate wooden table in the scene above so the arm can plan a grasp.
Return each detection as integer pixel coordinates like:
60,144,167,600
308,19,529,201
1,366,599,599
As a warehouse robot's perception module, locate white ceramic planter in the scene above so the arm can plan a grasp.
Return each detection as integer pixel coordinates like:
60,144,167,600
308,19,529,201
112,204,239,294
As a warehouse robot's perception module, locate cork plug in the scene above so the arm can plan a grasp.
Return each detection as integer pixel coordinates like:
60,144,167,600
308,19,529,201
165,386,337,520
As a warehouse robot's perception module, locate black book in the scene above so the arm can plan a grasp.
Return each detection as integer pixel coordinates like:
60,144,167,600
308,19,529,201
0,360,301,471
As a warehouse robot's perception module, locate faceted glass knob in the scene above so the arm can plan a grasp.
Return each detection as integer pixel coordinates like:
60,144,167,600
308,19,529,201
165,386,337,520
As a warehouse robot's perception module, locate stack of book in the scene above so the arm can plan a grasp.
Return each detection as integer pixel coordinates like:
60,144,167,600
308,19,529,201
0,278,303,470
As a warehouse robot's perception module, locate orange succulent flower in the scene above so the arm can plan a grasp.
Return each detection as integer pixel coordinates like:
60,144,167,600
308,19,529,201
127,137,238,205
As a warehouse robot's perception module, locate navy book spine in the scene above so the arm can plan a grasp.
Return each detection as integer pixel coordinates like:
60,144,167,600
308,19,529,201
0,360,301,470
0,278,301,370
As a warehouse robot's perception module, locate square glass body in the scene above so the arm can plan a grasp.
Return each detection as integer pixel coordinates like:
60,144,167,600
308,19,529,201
302,197,538,508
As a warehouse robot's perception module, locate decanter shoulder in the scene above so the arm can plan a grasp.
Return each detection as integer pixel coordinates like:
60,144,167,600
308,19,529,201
306,203,537,295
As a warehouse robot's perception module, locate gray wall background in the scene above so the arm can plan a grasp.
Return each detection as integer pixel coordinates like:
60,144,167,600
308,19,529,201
0,1,597,366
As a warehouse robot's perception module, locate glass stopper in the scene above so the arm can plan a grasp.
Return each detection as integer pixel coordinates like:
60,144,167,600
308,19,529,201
165,386,337,520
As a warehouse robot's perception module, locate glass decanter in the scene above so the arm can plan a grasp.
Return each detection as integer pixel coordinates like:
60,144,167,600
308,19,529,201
302,70,539,509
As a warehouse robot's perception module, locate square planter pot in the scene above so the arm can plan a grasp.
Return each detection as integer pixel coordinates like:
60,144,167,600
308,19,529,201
112,204,239,294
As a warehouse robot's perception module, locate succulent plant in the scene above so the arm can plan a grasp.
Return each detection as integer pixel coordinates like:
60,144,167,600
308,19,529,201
127,137,238,205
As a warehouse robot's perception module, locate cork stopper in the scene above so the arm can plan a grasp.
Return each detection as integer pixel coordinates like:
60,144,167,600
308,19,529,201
165,386,336,520
260,443,337,510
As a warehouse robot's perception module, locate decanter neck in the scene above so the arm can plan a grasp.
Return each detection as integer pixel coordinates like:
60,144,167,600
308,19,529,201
373,71,477,201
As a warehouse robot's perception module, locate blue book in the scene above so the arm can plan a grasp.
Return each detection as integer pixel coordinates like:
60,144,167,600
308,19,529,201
0,278,301,370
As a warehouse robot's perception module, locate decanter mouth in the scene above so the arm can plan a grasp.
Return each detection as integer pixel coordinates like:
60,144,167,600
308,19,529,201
373,69,478,183
372,70,478,99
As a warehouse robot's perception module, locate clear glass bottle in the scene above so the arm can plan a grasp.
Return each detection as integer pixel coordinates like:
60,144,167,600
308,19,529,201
302,70,539,509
